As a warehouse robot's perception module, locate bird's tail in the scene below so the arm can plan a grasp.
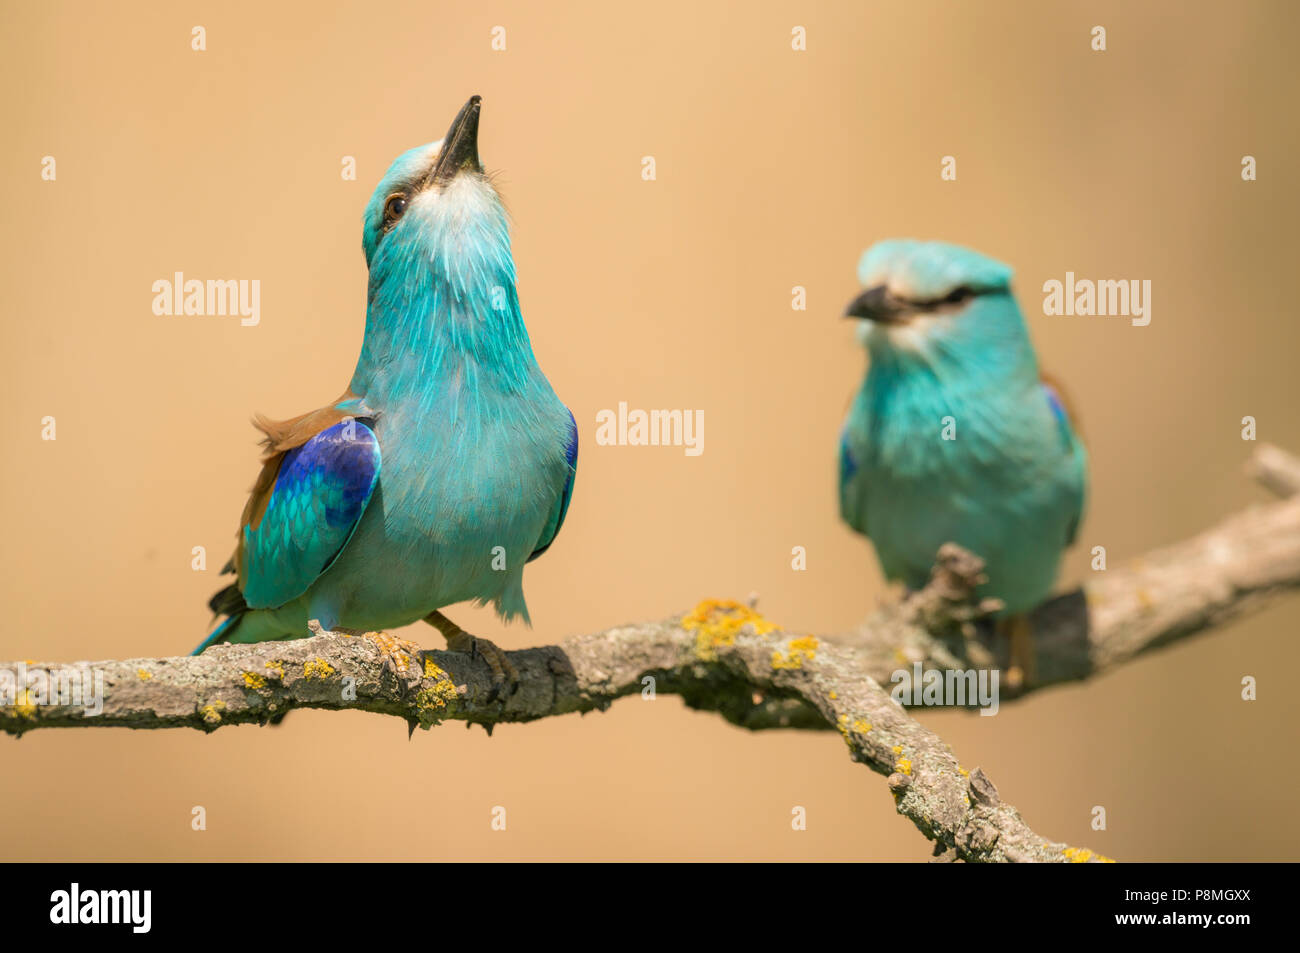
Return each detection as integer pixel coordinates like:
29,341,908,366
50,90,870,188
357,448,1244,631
193,582,248,655
191,614,242,655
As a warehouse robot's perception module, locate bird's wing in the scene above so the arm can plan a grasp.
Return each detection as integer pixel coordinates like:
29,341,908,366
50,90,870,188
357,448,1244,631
837,423,863,534
528,408,579,562
1040,373,1088,546
234,395,382,609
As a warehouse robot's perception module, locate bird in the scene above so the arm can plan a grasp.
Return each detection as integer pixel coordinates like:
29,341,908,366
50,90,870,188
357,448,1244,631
838,239,1087,686
194,95,578,700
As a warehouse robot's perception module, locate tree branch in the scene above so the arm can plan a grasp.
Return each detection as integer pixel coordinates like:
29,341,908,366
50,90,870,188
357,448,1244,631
839,443,1300,695
3,444,1297,863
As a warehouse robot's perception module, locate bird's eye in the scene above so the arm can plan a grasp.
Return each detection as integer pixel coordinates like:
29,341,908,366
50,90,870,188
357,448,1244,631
382,193,408,226
941,286,973,305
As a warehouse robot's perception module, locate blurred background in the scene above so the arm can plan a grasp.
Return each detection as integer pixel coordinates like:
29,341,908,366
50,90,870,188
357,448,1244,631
2,0,1297,861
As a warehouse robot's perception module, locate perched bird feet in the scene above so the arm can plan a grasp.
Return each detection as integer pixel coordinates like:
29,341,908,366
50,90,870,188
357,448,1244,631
449,632,519,703
999,614,1036,693
364,632,424,693
424,611,519,703
307,620,422,694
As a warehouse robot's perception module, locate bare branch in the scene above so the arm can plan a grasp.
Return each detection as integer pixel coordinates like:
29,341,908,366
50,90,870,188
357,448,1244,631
0,606,1106,862
3,445,1297,863
838,443,1300,694
1249,442,1300,498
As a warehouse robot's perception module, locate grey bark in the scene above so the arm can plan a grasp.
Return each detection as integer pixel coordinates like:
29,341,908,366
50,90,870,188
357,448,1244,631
4,444,1297,863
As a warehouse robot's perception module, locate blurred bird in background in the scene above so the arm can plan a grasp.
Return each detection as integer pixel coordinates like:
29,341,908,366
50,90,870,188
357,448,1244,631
838,240,1087,686
195,96,578,698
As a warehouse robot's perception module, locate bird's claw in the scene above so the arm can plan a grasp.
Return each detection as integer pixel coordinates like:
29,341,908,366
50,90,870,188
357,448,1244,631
351,630,422,695
307,620,422,696
443,632,519,703
1000,614,1036,692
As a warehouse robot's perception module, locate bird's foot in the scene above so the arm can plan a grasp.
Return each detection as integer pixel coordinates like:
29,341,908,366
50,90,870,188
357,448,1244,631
307,620,421,692
364,632,423,690
441,632,519,703
423,611,518,703
1001,614,1036,692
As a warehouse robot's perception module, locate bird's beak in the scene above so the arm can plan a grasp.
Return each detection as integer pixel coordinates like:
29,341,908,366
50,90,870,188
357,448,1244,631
844,285,909,325
427,95,483,186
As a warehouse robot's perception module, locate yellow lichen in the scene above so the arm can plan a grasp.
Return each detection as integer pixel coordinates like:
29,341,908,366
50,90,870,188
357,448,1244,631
828,690,838,700
895,759,912,776
264,660,285,680
1062,846,1115,863
412,657,461,726
892,745,903,755
7,689,37,720
136,668,153,681
200,701,226,726
242,671,266,689
682,599,777,661
771,635,819,670
835,713,872,747
303,658,336,680
958,766,970,777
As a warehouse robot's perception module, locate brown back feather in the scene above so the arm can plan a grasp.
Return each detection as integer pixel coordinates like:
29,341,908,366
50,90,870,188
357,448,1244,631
228,389,364,585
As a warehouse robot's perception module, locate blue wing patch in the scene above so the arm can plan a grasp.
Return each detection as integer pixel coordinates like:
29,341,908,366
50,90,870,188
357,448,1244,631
837,425,867,536
1041,382,1088,546
241,420,381,608
839,428,858,486
529,409,579,562
1042,383,1071,447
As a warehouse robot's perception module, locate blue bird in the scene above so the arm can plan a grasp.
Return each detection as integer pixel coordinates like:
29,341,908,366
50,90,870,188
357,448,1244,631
838,239,1087,685
198,96,577,697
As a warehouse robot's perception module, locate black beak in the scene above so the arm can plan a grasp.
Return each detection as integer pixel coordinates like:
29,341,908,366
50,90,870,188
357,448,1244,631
844,285,908,324
427,95,483,186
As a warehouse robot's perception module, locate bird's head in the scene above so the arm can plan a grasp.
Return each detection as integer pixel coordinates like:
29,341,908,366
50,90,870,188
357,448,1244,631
361,95,513,305
844,240,1025,367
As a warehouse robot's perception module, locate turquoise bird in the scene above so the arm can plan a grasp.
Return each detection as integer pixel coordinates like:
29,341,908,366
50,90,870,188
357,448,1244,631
838,239,1087,685
196,96,577,697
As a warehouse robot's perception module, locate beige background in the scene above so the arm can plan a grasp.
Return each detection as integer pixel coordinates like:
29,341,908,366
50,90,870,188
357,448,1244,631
2,0,1297,860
